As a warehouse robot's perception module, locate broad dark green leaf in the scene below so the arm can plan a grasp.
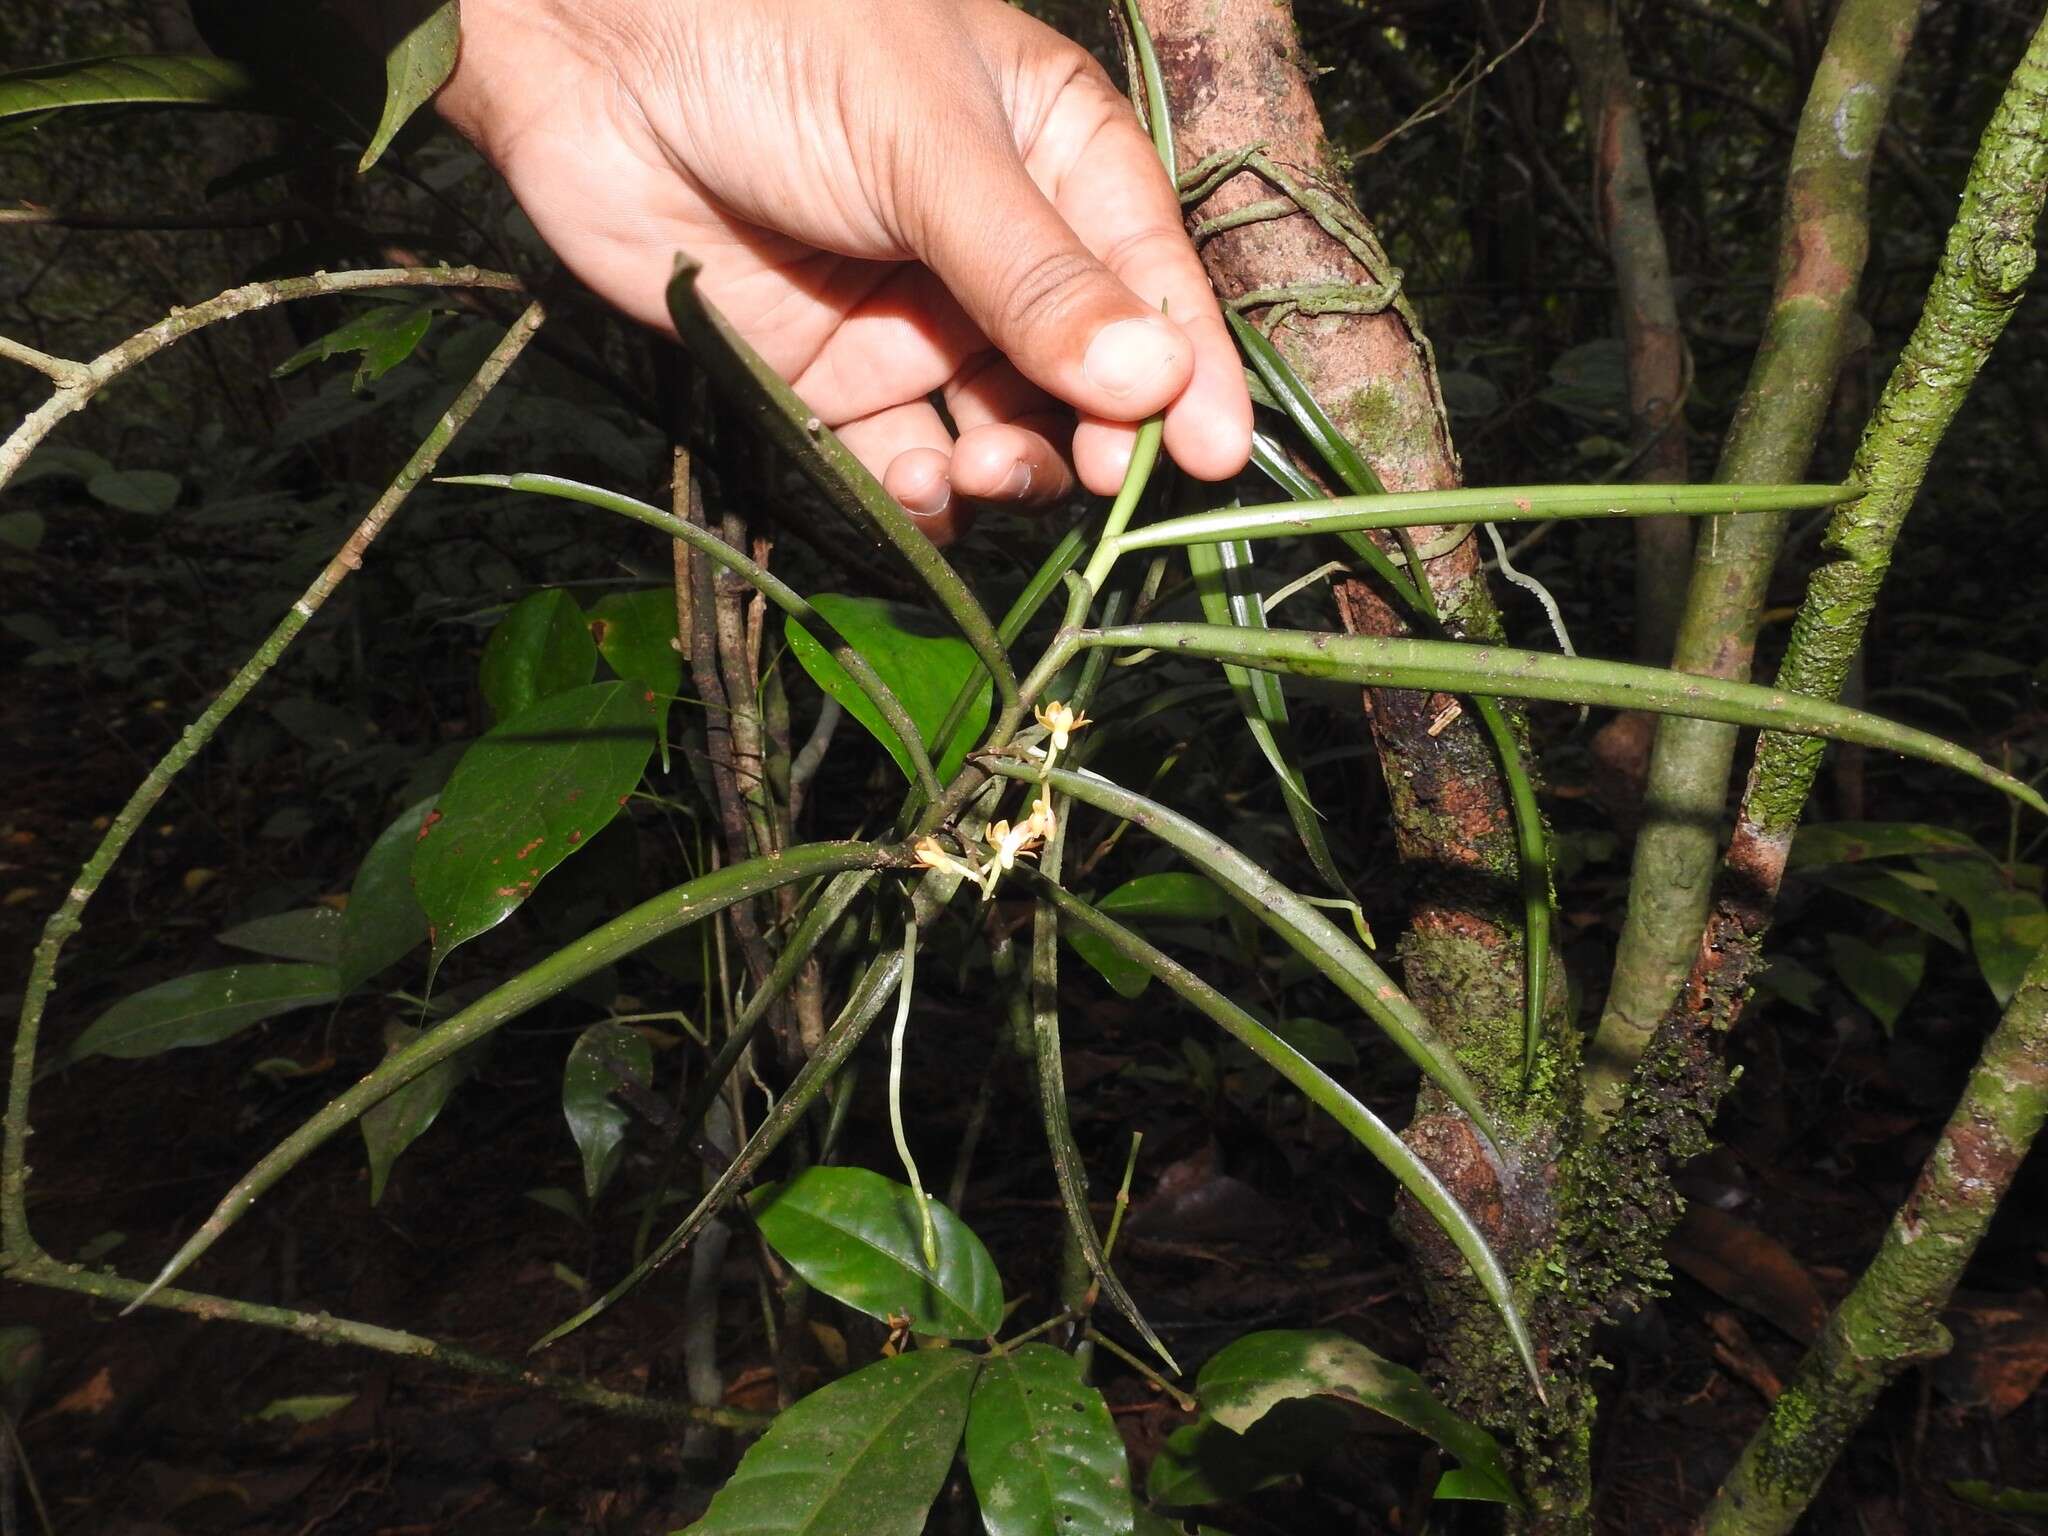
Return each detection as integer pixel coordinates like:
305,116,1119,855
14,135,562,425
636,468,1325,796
1801,865,1966,951
1913,858,2048,1006
563,1021,653,1200
67,963,337,1063
361,1022,469,1204
87,468,180,514
1144,1402,1348,1510
752,1166,1004,1339
413,681,659,964
1196,1329,1521,1509
1066,873,1236,999
0,54,255,121
273,304,434,390
339,797,434,995
477,589,597,723
216,907,343,965
357,0,458,171
785,595,992,784
965,1344,1133,1536
683,1350,980,1536
1825,932,1926,1033
589,586,683,697
1788,822,1987,868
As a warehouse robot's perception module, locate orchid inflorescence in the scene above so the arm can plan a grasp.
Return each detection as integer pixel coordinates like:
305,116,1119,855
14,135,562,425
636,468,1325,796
912,700,1091,899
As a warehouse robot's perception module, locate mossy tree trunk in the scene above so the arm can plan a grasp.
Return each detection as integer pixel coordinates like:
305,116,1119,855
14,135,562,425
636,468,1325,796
1133,2,1587,1524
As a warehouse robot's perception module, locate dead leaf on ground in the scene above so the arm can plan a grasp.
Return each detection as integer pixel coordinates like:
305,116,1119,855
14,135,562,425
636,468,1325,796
1668,1205,1828,1344
1935,1290,2048,1417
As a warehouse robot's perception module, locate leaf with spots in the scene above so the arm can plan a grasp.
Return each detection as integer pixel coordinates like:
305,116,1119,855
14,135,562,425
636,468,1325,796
412,681,659,967
1195,1330,1521,1509
683,1349,980,1536
965,1344,1133,1536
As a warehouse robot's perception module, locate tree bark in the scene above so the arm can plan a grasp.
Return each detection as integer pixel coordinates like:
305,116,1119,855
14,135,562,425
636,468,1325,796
1133,2,1583,1522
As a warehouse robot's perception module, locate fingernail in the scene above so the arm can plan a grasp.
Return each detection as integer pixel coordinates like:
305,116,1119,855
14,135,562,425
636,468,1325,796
900,480,951,520
994,462,1033,499
1083,316,1182,399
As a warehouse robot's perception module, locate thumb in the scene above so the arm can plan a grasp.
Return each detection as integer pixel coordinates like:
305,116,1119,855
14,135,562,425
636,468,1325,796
907,120,1194,422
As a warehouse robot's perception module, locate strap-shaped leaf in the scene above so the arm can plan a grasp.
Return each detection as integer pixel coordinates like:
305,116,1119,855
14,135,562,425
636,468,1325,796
987,761,1502,1148
1030,876,1538,1391
0,54,255,121
683,1350,981,1536
1081,624,2048,815
662,258,1017,712
131,842,896,1309
753,1166,1004,1339
1229,310,1386,498
1197,1329,1522,1509
1114,481,1859,556
966,1344,1134,1536
1187,535,1351,897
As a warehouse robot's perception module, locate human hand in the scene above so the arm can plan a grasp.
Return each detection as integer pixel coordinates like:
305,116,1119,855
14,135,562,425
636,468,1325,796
437,0,1251,541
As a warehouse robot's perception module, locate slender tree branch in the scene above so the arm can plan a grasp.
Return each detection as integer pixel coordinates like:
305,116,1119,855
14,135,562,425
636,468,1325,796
1699,940,2048,1535
0,265,523,492
2,301,545,1264
1589,0,1921,1121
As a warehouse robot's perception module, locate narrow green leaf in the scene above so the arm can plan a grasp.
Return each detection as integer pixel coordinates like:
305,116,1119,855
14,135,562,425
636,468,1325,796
589,586,683,697
1197,1330,1522,1509
1146,1406,1348,1509
477,589,598,723
786,596,992,784
683,1350,981,1536
563,1022,654,1201
0,53,255,120
357,0,457,172
68,964,337,1063
752,1166,1004,1339
1029,875,1538,1392
992,762,1502,1147
1229,309,1385,497
339,797,435,995
1083,626,2048,816
1187,536,1351,896
273,303,433,390
966,1344,1134,1536
1115,481,1859,556
413,681,659,965
216,907,343,965
361,1023,470,1204
664,258,1017,713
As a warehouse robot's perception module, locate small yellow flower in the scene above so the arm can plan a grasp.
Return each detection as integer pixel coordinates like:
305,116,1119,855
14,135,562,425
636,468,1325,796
1034,700,1091,752
1024,795,1057,841
911,836,951,870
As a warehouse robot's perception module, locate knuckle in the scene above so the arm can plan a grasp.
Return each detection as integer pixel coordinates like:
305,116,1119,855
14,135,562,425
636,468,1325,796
993,246,1105,338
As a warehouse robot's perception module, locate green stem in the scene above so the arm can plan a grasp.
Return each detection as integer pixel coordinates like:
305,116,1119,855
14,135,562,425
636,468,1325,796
2,301,546,1265
1701,940,2048,1536
1590,0,1923,1122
